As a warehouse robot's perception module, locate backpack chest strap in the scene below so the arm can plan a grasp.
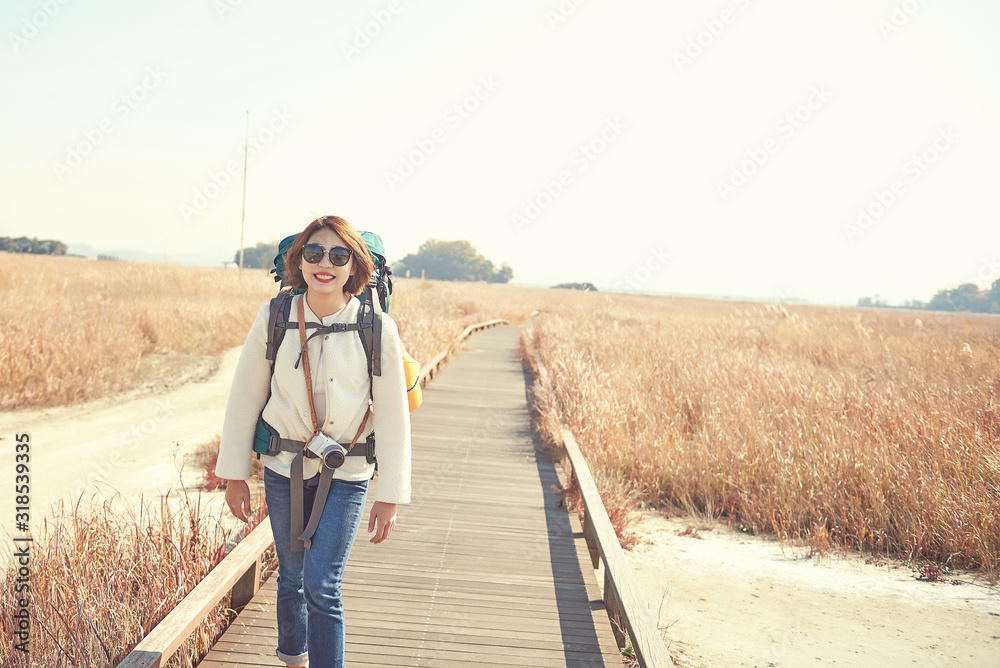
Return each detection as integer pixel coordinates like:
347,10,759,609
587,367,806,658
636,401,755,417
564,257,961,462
267,431,374,459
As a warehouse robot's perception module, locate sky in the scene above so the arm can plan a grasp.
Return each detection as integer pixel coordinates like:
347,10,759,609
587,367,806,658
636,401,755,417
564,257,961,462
2,0,999,305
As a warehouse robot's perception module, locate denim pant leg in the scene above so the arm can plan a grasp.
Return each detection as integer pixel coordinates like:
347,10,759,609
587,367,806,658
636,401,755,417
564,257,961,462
264,467,309,665
303,476,368,667
264,466,368,668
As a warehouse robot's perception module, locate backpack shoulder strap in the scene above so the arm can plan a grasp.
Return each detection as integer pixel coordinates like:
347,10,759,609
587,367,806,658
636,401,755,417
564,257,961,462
357,286,383,378
269,291,328,367
257,290,294,461
266,290,295,366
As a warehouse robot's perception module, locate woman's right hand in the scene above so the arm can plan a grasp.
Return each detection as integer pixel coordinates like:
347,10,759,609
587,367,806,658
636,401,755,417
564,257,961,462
225,479,252,522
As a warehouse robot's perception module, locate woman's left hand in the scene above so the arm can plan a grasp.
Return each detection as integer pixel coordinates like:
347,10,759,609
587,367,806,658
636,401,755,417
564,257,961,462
368,501,397,544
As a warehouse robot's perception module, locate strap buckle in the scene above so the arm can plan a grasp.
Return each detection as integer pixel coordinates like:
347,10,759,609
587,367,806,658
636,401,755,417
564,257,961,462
365,434,376,465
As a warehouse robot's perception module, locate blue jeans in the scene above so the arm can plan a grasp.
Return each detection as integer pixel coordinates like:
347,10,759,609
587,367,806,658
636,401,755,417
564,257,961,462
264,466,368,667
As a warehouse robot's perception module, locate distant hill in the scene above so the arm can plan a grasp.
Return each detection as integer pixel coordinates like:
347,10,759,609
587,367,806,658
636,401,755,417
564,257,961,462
67,243,233,267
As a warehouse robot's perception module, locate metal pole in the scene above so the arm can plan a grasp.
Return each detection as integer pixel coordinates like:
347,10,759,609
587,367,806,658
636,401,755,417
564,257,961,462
239,110,248,274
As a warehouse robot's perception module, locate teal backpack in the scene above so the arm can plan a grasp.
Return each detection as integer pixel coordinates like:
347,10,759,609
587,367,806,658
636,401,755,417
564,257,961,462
270,230,393,312
251,231,393,461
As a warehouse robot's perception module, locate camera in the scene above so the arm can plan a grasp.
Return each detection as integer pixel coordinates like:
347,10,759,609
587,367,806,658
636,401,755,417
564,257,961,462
306,432,347,470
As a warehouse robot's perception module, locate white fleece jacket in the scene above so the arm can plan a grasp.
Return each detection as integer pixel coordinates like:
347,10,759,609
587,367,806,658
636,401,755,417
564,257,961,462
215,294,412,505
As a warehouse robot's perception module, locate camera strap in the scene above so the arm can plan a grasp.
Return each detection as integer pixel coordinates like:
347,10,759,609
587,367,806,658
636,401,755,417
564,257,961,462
286,296,321,551
291,295,373,551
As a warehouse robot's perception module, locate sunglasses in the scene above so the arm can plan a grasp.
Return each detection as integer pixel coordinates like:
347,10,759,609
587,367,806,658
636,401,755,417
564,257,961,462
302,244,353,266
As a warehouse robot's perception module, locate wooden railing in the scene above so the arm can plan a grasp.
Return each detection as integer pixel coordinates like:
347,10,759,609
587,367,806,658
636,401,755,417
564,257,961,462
117,318,510,668
561,429,675,668
118,518,274,668
532,353,675,668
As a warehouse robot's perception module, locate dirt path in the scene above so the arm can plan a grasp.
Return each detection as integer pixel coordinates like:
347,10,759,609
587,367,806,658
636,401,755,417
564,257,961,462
0,348,242,538
623,510,1000,667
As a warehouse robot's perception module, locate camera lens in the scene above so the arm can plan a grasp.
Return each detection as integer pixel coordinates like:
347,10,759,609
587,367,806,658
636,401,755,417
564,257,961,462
322,448,346,470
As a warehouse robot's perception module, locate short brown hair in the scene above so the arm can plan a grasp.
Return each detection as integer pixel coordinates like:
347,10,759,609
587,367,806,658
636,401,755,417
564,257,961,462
284,216,374,295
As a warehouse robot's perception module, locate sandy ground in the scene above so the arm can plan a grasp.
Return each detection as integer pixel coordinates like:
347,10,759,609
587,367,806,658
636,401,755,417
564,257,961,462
623,510,1000,668
0,348,243,541
3,352,1000,666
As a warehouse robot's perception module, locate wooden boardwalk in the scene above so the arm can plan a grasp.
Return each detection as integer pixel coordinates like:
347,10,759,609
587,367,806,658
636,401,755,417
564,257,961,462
200,325,623,667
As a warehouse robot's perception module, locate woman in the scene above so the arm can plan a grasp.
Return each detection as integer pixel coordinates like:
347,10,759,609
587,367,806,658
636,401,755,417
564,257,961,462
216,215,412,668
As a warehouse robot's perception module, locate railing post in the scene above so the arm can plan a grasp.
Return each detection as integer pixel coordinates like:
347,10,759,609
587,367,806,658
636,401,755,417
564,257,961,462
604,569,628,647
582,512,600,570
230,554,261,612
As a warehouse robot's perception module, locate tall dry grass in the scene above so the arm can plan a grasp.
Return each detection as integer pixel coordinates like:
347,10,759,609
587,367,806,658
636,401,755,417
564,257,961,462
0,487,272,667
0,254,539,410
523,292,1000,576
0,253,277,410
390,277,539,361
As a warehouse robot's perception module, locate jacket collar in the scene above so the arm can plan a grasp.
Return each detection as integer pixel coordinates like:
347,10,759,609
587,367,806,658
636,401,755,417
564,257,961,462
298,292,358,325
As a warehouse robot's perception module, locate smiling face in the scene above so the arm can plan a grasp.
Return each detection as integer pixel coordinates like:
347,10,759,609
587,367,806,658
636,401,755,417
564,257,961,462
299,226,355,302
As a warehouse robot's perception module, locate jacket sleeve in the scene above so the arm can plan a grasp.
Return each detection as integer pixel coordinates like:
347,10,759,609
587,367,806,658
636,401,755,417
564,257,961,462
371,313,412,504
215,302,272,481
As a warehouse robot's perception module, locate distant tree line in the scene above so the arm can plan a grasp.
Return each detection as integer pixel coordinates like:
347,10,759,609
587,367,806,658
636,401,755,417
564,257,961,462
1,236,67,255
235,238,513,283
234,241,277,269
394,239,512,283
859,278,1000,314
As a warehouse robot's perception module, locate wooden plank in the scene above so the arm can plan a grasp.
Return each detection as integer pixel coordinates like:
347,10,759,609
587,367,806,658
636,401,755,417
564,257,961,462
237,607,611,641
206,639,611,668
207,642,604,667
416,318,508,387
219,623,608,653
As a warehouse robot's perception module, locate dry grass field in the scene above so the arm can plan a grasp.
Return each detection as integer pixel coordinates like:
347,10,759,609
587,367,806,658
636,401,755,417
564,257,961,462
0,253,535,410
0,488,272,668
0,253,277,410
3,251,999,665
523,291,1000,577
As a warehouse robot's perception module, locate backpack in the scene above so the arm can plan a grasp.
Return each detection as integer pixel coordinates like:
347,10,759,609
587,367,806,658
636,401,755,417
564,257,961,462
271,230,393,312
251,231,418,461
